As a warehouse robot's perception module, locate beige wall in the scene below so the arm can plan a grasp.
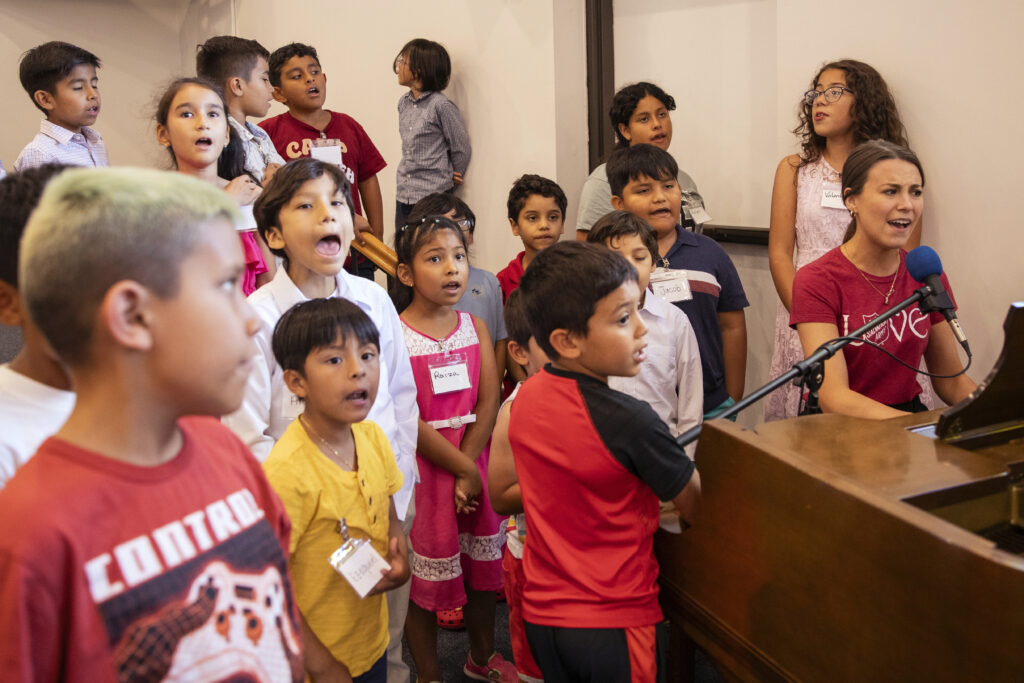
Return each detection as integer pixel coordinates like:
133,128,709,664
614,0,1024,424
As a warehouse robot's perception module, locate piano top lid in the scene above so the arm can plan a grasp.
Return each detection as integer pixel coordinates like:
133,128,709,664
937,302,1024,450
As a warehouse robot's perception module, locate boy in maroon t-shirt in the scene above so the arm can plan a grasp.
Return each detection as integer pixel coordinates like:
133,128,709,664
260,42,385,280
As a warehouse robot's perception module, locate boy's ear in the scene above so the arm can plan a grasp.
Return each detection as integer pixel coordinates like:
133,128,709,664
548,328,582,360
282,368,308,399
272,86,288,104
228,76,245,97
265,225,286,252
506,339,529,367
99,280,156,353
508,217,520,236
610,195,626,211
0,281,24,327
396,262,415,288
32,89,57,113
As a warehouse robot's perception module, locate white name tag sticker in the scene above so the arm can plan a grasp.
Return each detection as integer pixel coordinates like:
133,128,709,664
688,204,712,225
329,541,390,598
281,388,303,419
650,269,693,303
310,142,343,167
821,183,846,209
429,361,471,395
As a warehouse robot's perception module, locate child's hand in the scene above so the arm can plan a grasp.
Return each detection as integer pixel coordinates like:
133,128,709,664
352,213,373,245
224,175,261,206
367,537,410,595
452,171,465,186
454,468,482,514
263,163,281,183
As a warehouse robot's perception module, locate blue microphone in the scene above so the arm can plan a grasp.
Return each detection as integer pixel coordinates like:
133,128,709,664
906,246,970,355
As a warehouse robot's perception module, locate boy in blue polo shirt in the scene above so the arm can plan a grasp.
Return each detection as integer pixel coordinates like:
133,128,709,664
608,144,748,419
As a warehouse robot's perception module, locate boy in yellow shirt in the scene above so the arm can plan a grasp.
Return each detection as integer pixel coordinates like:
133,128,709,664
263,298,409,682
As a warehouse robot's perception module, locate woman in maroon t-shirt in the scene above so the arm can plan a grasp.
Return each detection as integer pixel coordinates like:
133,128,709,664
790,140,976,419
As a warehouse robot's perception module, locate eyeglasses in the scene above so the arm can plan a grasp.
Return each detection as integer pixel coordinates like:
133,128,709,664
803,86,854,106
455,218,474,231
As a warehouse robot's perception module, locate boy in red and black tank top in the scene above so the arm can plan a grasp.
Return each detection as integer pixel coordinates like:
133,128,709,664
494,241,700,683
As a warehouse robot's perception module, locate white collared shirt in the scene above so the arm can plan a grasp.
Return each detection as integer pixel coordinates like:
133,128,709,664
223,268,420,519
14,119,109,171
609,291,703,458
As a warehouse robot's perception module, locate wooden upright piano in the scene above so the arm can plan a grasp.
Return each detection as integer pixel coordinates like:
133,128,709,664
656,303,1024,681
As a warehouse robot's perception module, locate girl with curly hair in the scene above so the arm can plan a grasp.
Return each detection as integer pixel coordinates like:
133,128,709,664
765,59,917,421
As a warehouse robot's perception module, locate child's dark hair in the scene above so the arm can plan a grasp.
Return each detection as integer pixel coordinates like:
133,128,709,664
154,77,250,181
254,158,354,260
272,298,380,376
393,39,451,92
503,288,532,348
606,144,679,198
0,164,71,286
406,192,476,233
506,174,567,221
841,139,924,243
268,42,320,88
391,215,468,313
609,82,676,150
196,36,270,88
19,41,101,113
795,59,908,167
519,241,637,361
587,210,659,263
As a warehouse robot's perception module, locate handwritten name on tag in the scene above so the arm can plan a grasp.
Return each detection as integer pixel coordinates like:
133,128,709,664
329,542,390,598
650,270,693,303
429,362,471,394
821,183,845,209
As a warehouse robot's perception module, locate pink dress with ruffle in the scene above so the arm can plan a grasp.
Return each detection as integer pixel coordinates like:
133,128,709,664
401,312,505,611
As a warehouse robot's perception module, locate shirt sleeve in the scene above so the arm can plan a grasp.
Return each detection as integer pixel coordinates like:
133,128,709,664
673,312,703,459
620,406,696,502
263,452,315,556
0,550,61,681
437,98,471,175
376,293,420,472
346,115,387,181
709,239,749,312
222,335,276,462
576,167,614,233
372,424,404,498
486,272,507,341
790,264,841,328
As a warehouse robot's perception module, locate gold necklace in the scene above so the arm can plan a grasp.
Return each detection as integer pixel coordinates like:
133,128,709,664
299,415,354,469
842,245,900,305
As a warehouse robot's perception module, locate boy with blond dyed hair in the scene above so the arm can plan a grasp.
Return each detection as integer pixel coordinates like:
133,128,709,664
0,168,303,682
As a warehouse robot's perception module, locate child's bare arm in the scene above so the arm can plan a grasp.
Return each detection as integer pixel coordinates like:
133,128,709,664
493,339,508,391
718,310,747,402
368,499,410,595
460,316,499,461
357,175,384,241
487,402,522,515
299,612,354,683
671,469,701,528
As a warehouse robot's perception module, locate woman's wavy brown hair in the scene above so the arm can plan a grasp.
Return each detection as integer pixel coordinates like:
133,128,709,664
794,59,908,167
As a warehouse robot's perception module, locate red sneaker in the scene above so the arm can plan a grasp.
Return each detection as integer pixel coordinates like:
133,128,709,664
464,652,518,683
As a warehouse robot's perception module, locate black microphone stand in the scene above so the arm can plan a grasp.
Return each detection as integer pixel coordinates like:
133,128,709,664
676,285,933,449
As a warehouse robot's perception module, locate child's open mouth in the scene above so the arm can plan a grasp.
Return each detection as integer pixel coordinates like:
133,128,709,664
315,235,342,256
442,281,462,293
307,87,320,96
346,389,369,403
650,208,673,219
195,137,213,149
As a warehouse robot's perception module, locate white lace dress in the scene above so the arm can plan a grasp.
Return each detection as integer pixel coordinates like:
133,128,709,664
764,157,849,421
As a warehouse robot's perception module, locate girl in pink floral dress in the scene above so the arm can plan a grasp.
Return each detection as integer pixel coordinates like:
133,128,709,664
391,214,516,682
